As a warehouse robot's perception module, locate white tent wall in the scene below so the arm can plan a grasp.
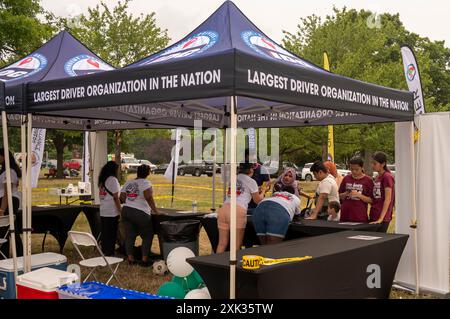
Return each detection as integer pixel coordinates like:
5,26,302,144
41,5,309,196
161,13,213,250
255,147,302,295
89,131,108,204
395,113,450,295
394,121,418,290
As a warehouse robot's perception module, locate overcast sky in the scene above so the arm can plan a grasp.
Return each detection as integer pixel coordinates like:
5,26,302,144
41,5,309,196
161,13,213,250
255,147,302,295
41,0,449,46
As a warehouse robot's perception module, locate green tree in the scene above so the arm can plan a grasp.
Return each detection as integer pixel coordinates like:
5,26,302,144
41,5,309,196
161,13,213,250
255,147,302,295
62,0,170,176
0,0,55,65
47,130,83,178
281,8,449,172
63,0,170,68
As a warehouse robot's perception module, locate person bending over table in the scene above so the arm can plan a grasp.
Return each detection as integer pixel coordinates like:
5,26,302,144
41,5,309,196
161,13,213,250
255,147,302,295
369,152,395,233
253,184,300,245
0,149,23,258
338,156,374,223
305,161,339,220
98,161,122,256
216,162,264,253
274,167,311,201
120,164,159,266
245,149,271,215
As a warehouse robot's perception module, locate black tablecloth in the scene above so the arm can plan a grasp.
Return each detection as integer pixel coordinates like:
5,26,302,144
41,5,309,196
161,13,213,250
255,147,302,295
83,205,206,256
17,205,84,252
15,205,204,253
188,231,409,299
201,216,380,252
286,219,380,238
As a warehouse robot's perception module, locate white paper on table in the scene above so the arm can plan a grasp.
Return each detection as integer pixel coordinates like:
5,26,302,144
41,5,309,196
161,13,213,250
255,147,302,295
348,235,382,241
339,222,362,225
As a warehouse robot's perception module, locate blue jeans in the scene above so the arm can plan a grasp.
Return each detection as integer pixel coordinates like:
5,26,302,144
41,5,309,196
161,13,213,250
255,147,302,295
253,201,290,238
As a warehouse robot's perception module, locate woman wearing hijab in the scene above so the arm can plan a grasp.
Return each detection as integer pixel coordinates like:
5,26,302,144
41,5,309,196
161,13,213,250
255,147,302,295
274,168,311,200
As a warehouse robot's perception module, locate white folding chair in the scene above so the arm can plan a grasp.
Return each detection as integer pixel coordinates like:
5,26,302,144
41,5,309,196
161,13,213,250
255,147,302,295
68,231,123,285
0,216,10,259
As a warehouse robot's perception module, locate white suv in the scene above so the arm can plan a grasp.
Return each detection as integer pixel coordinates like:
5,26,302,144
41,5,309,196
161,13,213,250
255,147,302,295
301,163,315,181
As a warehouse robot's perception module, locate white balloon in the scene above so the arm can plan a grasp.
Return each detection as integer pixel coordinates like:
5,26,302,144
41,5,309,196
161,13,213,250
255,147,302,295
200,287,211,299
166,247,195,277
184,289,210,299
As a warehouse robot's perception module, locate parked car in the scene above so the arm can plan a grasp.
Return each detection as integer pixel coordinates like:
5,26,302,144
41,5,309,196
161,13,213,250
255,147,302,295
262,161,302,179
301,162,315,181
121,157,140,173
137,159,157,172
178,161,218,177
41,159,57,169
153,163,170,174
336,164,351,177
63,159,82,170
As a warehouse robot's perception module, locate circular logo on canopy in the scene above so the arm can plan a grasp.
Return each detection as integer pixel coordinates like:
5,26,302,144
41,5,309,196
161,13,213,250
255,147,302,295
241,31,315,69
406,63,416,81
141,31,219,65
64,55,114,77
0,53,47,82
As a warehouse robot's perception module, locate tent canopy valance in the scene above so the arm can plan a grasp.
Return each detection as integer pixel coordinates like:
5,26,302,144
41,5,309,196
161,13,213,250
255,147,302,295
20,1,413,129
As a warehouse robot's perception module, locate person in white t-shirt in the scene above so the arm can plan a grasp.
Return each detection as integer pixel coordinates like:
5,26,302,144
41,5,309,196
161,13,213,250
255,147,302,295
216,162,264,254
120,164,158,266
306,161,339,220
0,148,23,258
253,184,301,245
98,161,122,256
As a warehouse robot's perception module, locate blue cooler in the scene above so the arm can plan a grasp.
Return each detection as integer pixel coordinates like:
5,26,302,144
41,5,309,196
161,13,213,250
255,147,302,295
0,252,67,299
57,282,173,299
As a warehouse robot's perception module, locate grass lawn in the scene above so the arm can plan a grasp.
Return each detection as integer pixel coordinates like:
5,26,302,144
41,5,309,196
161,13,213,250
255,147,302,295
21,172,441,298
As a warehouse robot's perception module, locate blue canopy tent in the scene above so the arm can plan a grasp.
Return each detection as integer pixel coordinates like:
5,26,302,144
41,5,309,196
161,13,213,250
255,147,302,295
0,30,119,281
17,1,413,298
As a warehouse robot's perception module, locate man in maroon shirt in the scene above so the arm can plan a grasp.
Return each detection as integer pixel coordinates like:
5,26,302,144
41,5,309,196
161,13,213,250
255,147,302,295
339,157,374,222
370,152,395,233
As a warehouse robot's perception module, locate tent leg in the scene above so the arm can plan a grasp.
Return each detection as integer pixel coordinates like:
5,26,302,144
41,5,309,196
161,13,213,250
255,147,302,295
26,114,32,273
223,127,228,202
20,115,28,272
1,111,19,294
211,131,217,212
229,96,237,299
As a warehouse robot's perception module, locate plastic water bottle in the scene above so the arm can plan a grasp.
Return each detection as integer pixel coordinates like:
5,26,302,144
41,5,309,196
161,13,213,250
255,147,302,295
192,200,198,213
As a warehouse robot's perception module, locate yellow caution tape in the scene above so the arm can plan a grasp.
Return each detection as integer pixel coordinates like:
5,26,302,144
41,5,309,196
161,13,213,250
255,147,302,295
241,255,312,269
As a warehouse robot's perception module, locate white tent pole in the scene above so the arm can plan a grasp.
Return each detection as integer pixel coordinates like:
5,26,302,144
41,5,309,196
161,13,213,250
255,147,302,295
1,111,19,292
223,127,228,202
211,130,216,212
26,114,33,273
229,96,237,299
20,115,28,272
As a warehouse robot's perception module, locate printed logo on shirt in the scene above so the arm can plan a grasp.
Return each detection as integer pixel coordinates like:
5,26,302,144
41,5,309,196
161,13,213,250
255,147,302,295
346,182,364,200
99,187,107,200
227,180,243,197
373,182,382,199
124,182,140,201
273,192,293,201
